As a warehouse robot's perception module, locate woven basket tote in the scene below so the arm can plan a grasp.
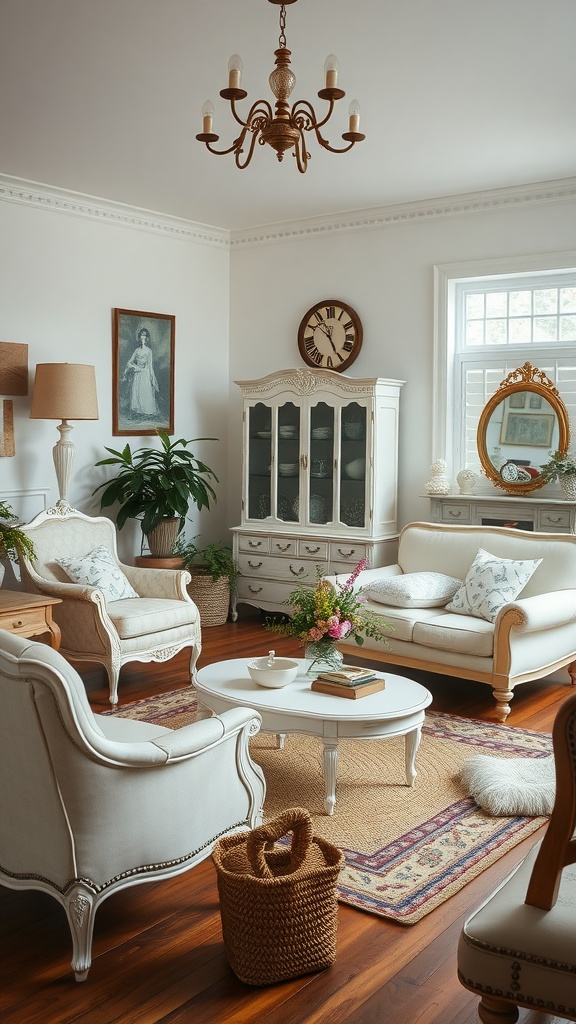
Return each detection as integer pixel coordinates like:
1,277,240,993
212,806,344,986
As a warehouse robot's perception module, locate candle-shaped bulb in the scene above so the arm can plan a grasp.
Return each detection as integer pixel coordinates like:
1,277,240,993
324,54,339,89
202,100,215,134
348,99,361,133
228,54,243,89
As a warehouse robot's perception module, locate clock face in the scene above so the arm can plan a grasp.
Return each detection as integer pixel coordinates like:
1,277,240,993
501,462,519,483
297,300,363,372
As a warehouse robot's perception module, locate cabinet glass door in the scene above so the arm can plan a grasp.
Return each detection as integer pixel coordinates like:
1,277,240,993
309,401,335,525
247,402,272,520
277,401,301,523
340,402,367,528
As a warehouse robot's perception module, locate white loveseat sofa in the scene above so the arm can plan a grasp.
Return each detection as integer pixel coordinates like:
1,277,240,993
328,522,576,720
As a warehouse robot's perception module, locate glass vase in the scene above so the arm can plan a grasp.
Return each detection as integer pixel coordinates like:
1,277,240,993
304,640,345,676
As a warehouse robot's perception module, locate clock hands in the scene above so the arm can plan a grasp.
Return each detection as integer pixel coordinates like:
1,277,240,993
312,320,338,354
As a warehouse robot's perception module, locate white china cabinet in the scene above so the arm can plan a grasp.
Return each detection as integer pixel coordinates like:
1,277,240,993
231,368,404,616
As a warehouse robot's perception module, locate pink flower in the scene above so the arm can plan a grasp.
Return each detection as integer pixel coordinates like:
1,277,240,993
344,558,368,590
328,619,352,639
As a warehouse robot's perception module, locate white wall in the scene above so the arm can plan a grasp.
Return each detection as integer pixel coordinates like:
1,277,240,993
2,183,575,562
228,197,576,530
0,198,230,562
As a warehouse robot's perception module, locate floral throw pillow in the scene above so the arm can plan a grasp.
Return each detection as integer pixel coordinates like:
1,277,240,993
446,547,542,622
56,545,139,602
362,572,463,608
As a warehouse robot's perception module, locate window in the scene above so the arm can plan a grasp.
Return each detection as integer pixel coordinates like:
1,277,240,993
434,255,576,481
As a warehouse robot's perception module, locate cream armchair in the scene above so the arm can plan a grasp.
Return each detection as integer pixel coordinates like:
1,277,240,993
18,504,201,705
457,691,576,1022
0,630,265,981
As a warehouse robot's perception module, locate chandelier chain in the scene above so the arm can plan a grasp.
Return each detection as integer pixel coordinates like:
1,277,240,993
278,5,287,48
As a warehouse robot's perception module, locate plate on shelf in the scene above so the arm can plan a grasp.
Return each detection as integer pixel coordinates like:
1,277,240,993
255,430,272,439
311,427,332,439
278,426,298,438
278,463,299,476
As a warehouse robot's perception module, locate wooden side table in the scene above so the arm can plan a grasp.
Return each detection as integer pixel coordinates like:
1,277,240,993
134,555,185,569
0,590,62,650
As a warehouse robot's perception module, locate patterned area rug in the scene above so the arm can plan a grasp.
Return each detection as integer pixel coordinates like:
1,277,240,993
105,688,551,923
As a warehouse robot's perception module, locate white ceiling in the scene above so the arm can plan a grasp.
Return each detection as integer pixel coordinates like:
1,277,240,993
2,0,575,232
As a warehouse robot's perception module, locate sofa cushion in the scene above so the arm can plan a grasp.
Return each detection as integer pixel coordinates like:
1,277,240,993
107,597,198,639
363,603,448,642
413,613,495,657
446,547,542,623
56,545,139,602
362,571,462,608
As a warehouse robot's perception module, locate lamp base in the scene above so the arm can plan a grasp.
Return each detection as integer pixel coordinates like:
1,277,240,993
53,420,75,507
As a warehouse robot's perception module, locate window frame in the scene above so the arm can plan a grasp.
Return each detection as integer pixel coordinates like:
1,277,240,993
433,252,576,479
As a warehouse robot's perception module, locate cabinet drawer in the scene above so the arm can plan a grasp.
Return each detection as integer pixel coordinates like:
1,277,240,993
439,503,472,524
237,534,270,554
537,508,572,531
270,537,298,556
298,539,329,559
0,610,48,636
237,578,298,607
238,553,326,584
328,541,368,564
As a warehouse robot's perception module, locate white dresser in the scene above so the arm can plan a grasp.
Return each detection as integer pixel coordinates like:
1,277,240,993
428,493,575,534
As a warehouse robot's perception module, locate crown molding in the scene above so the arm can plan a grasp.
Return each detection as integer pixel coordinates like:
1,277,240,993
230,178,576,249
0,175,230,249
1,173,575,251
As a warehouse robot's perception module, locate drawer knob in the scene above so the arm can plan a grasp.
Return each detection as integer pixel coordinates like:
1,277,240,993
248,540,262,548
337,548,355,557
305,546,320,554
276,543,291,552
13,619,24,628
545,516,562,524
448,510,462,518
248,585,263,594
248,560,263,569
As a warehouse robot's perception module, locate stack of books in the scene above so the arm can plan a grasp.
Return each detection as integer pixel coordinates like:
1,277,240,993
310,665,385,699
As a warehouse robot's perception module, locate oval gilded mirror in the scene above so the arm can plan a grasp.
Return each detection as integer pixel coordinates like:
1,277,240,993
477,362,571,494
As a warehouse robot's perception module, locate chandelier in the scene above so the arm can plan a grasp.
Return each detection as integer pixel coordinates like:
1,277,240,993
195,0,365,173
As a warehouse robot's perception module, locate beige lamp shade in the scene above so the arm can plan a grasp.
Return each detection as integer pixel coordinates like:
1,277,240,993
30,363,99,507
30,363,99,420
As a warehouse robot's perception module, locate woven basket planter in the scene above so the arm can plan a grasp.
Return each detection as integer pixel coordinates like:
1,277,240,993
187,568,230,627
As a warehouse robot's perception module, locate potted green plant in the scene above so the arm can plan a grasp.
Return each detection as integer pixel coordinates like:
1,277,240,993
0,500,36,586
173,538,237,627
93,429,219,556
539,448,576,500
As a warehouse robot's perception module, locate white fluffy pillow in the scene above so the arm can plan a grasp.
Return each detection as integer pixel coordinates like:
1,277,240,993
460,754,555,816
56,545,139,602
362,571,463,608
446,547,541,622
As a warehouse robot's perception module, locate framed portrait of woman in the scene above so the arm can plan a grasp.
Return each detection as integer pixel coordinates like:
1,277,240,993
112,309,175,436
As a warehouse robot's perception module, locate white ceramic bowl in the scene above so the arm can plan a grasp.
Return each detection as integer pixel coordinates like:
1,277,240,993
247,657,299,688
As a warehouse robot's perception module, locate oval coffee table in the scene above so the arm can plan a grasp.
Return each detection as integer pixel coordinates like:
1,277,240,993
196,659,433,815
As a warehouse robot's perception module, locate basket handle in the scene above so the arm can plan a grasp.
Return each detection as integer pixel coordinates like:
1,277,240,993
245,807,313,879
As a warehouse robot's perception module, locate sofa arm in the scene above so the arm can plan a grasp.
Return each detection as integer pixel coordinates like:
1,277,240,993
498,590,576,633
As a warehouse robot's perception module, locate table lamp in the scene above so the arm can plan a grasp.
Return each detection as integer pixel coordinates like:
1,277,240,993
30,363,99,507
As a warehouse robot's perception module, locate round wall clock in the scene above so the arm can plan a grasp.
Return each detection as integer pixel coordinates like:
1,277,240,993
297,299,363,372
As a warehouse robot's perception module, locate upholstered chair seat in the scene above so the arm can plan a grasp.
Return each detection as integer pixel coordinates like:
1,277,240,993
18,505,202,704
0,631,265,981
457,692,576,1023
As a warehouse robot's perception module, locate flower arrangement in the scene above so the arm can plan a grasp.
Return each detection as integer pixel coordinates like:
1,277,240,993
266,559,390,667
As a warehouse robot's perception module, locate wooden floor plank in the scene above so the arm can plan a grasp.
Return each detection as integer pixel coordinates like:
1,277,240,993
1,609,571,1024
